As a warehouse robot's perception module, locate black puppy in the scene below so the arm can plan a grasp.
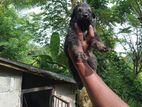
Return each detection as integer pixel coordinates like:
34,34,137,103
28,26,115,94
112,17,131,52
70,3,95,31
64,3,107,89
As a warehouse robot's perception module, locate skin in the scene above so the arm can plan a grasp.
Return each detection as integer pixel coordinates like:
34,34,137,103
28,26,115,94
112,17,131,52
68,23,129,107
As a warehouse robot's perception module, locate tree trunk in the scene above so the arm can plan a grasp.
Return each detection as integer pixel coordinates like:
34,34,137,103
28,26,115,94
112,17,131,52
70,0,82,8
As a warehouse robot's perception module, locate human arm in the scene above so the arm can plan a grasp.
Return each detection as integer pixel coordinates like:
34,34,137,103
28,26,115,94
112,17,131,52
68,24,129,107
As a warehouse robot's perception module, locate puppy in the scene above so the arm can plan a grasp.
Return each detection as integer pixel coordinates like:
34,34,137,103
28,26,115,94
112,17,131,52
64,3,107,89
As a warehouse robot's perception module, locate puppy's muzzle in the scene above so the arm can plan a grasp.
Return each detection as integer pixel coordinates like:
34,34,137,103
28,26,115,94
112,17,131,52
83,13,89,18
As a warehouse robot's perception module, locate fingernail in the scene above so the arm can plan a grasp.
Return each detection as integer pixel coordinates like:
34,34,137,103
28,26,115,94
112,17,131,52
89,25,92,28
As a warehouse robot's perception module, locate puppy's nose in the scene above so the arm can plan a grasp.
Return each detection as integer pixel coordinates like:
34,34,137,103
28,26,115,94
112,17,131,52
83,14,88,18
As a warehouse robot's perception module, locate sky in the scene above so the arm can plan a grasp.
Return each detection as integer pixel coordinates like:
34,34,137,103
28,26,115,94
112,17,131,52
19,6,42,16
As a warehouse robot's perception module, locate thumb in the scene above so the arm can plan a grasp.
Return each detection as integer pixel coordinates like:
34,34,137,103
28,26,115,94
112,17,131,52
87,25,95,43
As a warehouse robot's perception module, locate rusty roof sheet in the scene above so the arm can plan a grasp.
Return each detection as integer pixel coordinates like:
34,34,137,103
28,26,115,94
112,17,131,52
0,57,76,84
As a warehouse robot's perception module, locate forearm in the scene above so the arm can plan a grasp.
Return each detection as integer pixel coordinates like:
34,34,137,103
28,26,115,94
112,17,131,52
75,60,129,107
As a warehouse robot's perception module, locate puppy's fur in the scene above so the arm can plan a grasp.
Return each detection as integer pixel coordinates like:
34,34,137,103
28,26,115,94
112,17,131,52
70,3,95,31
64,3,107,89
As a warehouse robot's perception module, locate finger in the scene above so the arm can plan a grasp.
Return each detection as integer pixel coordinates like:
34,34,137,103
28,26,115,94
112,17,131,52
74,23,81,33
86,25,94,43
74,23,84,41
82,41,89,52
88,25,94,38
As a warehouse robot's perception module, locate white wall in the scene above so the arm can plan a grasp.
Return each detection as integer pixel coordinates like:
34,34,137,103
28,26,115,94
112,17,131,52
54,84,76,107
0,70,22,107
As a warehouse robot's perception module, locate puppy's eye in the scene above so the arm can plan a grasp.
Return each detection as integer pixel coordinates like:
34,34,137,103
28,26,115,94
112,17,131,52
88,9,91,12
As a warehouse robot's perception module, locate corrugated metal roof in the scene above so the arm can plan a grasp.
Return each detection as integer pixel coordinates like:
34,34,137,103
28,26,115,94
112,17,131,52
0,57,76,84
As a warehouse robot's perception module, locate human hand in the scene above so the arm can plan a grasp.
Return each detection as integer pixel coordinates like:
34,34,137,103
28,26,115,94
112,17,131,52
74,23,95,52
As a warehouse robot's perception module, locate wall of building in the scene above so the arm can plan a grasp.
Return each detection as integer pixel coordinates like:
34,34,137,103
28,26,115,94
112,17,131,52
54,84,76,107
0,70,22,107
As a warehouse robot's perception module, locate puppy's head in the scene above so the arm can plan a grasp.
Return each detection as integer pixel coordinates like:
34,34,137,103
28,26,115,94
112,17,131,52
70,3,95,31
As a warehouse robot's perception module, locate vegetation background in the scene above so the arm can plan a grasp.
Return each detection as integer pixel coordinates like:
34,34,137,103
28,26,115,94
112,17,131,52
0,0,142,106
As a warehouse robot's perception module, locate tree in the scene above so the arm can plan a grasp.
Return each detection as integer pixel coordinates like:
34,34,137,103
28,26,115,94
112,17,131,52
0,3,33,63
112,0,142,75
24,0,142,106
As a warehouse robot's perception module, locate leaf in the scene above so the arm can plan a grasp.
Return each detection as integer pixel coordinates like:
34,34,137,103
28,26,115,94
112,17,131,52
38,55,53,69
119,27,132,33
127,14,140,27
57,51,68,67
49,32,60,59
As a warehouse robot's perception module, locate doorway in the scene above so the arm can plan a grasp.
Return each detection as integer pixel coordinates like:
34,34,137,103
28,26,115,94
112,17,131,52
22,87,52,107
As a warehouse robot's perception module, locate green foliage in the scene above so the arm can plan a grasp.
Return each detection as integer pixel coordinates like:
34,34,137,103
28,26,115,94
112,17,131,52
127,14,140,27
49,32,60,59
25,0,142,105
28,0,70,44
1,0,142,106
30,32,69,75
88,0,142,106
0,4,33,63
0,0,47,8
113,0,142,75
134,72,142,94
96,50,142,106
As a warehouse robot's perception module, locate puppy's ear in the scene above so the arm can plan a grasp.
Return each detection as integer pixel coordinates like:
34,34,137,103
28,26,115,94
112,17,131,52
92,13,96,19
70,9,76,21
70,6,78,20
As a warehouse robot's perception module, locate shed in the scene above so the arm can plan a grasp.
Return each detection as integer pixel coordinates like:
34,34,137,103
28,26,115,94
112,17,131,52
0,57,77,107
